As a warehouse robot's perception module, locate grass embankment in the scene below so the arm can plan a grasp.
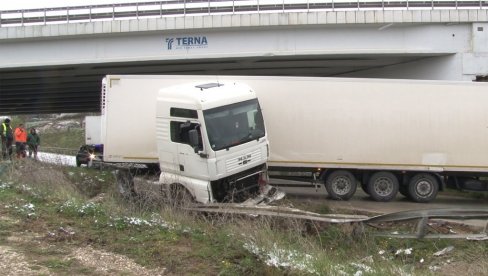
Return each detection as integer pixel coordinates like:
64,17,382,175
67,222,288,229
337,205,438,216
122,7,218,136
40,128,84,149
0,161,486,275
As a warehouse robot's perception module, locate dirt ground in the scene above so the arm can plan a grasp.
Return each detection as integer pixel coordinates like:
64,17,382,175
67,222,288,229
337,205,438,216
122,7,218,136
0,215,167,276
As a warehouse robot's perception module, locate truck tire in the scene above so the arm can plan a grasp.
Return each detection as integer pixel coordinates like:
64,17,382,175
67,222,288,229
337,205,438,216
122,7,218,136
325,170,357,200
408,173,439,203
76,158,82,167
367,172,399,202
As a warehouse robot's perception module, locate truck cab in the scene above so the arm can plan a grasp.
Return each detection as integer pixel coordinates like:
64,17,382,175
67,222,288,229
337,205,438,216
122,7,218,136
156,82,268,203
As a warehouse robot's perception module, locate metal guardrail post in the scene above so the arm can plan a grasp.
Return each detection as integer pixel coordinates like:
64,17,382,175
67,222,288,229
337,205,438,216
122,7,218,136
44,9,46,25
136,3,139,19
112,4,115,20
160,1,163,18
89,6,92,22
21,10,24,26
67,7,70,23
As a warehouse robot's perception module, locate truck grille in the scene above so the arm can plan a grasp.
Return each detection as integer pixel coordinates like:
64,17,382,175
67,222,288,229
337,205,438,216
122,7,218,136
211,164,265,203
225,148,262,173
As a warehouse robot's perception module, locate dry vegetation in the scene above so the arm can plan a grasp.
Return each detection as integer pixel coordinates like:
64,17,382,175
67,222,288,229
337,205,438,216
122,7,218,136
0,159,487,275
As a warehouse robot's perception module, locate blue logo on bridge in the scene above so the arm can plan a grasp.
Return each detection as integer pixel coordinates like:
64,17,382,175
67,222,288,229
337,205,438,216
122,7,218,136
165,36,208,50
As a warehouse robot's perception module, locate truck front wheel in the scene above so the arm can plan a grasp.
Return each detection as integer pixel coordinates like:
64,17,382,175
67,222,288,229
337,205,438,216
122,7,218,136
408,173,439,203
325,170,357,200
367,171,399,202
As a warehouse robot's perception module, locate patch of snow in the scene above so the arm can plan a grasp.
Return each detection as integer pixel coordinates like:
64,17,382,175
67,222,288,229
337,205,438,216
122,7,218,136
433,246,454,257
429,265,440,272
38,152,76,167
242,241,318,275
351,262,373,273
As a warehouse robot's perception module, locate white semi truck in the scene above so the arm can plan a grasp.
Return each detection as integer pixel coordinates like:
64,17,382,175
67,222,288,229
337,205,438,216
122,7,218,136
98,75,488,203
100,75,269,203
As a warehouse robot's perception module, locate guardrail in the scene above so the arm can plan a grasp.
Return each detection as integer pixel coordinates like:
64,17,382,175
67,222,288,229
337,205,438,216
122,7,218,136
1,0,487,27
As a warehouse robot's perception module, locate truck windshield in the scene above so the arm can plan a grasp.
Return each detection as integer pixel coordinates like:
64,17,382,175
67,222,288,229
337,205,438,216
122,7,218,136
204,99,265,151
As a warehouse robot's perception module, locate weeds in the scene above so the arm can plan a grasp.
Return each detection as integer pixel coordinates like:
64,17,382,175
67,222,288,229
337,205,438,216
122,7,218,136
0,160,486,275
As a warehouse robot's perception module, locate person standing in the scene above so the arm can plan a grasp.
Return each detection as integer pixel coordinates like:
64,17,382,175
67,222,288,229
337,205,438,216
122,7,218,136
1,118,13,160
27,128,40,160
14,123,27,158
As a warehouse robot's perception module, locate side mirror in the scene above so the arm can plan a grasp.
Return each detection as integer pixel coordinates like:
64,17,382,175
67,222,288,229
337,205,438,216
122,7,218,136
189,129,199,153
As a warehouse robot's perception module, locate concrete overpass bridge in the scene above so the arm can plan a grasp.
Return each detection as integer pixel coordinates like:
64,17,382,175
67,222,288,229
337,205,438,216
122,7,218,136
0,0,487,114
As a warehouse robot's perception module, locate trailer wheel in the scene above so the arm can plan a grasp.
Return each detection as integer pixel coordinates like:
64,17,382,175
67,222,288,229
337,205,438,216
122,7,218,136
408,173,439,203
367,172,399,202
325,170,357,200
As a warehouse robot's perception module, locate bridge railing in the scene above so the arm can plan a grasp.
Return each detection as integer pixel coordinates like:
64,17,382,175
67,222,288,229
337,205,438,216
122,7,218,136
1,0,487,27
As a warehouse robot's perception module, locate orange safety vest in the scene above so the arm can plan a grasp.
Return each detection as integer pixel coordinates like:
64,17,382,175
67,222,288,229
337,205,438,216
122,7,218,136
14,127,27,143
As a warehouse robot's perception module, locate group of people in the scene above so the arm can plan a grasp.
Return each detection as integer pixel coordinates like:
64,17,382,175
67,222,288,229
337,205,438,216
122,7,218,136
1,118,41,160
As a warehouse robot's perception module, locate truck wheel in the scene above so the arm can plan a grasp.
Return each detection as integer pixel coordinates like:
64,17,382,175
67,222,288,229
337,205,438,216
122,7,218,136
408,173,439,203
115,170,137,199
325,170,357,200
367,172,399,202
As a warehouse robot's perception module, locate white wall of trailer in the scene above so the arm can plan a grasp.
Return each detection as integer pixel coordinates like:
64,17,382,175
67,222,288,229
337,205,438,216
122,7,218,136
84,115,102,145
246,77,488,172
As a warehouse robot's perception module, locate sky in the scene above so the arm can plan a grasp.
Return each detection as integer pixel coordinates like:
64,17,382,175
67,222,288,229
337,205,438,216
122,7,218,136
0,0,152,11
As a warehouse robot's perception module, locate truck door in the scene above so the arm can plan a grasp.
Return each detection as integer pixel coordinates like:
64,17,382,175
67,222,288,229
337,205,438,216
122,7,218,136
170,121,209,180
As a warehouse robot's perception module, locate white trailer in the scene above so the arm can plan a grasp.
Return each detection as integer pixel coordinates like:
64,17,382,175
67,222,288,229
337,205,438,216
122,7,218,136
248,76,488,203
84,116,101,145
101,75,270,203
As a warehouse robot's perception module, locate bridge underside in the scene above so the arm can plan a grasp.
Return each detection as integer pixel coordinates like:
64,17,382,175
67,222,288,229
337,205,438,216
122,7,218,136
0,53,444,115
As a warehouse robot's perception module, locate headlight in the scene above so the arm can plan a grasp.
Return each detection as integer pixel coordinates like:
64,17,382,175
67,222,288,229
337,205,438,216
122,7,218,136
89,153,96,160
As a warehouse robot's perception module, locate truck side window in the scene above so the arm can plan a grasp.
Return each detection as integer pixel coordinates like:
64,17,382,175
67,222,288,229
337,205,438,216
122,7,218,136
170,121,202,150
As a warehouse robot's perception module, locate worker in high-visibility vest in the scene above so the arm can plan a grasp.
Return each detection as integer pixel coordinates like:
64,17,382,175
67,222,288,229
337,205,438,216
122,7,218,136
1,118,13,160
14,123,27,158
